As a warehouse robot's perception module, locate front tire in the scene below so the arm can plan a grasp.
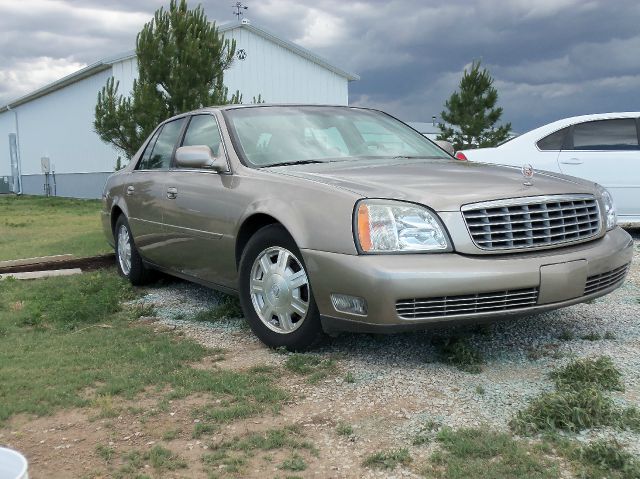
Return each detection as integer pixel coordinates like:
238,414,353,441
114,215,153,286
238,225,324,351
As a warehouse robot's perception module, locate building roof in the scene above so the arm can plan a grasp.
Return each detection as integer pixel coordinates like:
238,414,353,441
0,22,358,113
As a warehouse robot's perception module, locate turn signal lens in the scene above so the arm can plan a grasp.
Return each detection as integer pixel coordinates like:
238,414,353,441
454,152,467,161
357,202,372,252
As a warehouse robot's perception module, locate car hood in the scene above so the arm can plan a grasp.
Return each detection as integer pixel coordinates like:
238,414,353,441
270,158,597,211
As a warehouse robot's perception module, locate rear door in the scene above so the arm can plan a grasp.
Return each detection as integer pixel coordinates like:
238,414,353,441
161,113,238,287
125,117,186,265
557,118,640,218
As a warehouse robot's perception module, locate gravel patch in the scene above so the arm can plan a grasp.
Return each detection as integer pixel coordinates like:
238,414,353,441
132,231,640,458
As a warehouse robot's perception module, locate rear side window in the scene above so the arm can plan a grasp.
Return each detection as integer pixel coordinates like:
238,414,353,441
137,128,162,169
536,127,569,150
572,119,639,150
138,118,186,170
182,115,223,156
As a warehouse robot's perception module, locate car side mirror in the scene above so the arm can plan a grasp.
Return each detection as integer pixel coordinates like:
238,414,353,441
434,140,455,156
175,145,225,171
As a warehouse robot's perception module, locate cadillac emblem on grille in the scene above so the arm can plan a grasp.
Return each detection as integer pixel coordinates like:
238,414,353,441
522,164,534,186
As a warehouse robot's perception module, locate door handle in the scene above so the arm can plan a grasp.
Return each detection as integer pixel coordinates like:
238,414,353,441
166,187,178,199
126,185,135,195
560,158,583,165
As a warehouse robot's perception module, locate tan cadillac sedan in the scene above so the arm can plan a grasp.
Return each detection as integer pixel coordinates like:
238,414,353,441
102,105,633,350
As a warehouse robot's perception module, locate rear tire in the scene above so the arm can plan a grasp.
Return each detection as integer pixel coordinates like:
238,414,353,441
238,224,324,351
114,215,154,286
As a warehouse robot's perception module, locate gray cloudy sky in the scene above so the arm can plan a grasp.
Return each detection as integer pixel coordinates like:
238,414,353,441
1,0,639,132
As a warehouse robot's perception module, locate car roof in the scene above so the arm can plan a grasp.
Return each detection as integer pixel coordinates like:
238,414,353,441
160,104,380,125
498,111,640,148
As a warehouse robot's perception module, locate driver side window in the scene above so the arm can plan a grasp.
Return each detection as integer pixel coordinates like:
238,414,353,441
182,115,223,157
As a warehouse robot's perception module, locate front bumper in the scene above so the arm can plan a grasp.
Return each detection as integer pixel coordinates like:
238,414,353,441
302,227,634,333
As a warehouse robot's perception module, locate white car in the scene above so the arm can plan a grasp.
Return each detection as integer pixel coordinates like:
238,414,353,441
456,112,640,225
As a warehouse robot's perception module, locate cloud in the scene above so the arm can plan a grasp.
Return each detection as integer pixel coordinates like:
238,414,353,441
0,57,86,103
0,0,638,133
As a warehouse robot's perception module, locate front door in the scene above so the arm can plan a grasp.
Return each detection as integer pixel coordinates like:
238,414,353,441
557,117,640,219
161,114,239,288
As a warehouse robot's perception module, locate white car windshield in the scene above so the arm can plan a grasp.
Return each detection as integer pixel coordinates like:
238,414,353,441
224,106,450,167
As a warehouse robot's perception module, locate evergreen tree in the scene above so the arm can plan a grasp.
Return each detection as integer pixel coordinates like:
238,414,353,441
437,60,511,151
94,0,242,159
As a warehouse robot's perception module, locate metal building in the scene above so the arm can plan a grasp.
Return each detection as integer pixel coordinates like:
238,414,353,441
0,21,359,198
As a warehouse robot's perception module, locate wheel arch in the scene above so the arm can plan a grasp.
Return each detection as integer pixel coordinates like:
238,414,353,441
235,213,298,269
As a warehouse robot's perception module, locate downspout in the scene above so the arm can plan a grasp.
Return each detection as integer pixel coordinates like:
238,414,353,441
6,105,23,195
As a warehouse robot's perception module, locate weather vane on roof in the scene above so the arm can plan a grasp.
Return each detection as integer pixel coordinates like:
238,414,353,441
232,2,248,21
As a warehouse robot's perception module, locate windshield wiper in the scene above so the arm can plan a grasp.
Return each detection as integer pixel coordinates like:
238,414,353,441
263,160,325,168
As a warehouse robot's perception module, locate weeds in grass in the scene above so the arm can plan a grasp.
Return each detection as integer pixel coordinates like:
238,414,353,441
580,332,602,341
95,444,115,462
577,439,640,478
558,329,575,341
511,356,638,435
193,296,243,322
363,448,411,470
423,427,558,478
284,353,336,383
280,453,307,471
162,429,180,441
336,422,353,436
438,337,484,373
344,371,356,383
551,356,624,392
130,302,156,319
202,426,316,476
475,385,486,395
145,445,187,471
412,419,441,445
604,330,616,340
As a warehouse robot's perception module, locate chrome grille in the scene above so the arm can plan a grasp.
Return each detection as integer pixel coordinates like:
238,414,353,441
396,288,539,320
585,264,629,295
462,195,600,251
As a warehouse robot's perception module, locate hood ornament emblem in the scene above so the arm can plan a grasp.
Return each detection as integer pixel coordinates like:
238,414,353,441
522,164,534,186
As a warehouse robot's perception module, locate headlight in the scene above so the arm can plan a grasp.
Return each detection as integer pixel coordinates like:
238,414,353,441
355,200,451,253
597,185,617,230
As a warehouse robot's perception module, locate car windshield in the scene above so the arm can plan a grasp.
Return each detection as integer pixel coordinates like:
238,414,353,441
224,106,450,167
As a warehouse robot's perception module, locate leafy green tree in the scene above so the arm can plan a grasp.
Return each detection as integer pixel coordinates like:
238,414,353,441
437,60,511,151
95,0,242,159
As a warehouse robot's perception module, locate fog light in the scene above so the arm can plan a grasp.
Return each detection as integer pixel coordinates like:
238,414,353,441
330,294,367,316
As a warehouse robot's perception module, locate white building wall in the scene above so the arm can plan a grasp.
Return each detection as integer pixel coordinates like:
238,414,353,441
111,56,138,98
0,24,353,198
223,28,348,104
7,68,119,176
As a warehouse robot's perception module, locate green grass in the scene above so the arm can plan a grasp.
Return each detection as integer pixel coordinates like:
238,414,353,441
192,295,244,321
336,422,353,436
575,439,640,479
363,448,412,470
551,356,624,392
438,337,484,373
0,195,110,261
202,426,316,476
284,353,336,383
511,356,639,435
557,329,575,342
0,269,287,424
280,453,307,471
423,427,559,478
